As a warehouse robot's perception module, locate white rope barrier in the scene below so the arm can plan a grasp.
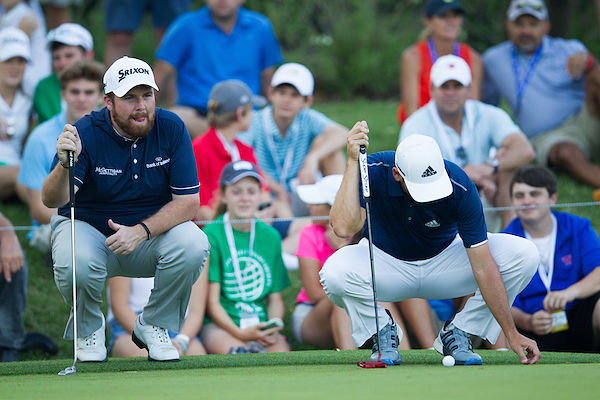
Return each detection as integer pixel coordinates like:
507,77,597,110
1,201,599,232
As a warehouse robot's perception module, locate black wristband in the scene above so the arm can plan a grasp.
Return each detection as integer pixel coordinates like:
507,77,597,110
139,222,151,240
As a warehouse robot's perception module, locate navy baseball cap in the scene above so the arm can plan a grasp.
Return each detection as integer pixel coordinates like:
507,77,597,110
220,161,263,186
425,0,464,17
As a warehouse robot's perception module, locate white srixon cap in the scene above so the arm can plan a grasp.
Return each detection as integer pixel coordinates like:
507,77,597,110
430,55,472,88
297,174,344,206
0,27,31,62
395,134,452,203
47,23,93,50
103,56,159,97
271,62,314,96
507,0,548,21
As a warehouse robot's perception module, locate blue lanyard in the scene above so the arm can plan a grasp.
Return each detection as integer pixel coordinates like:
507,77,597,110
427,38,459,63
511,44,543,117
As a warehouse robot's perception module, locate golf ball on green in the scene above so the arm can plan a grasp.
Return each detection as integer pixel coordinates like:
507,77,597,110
442,355,455,367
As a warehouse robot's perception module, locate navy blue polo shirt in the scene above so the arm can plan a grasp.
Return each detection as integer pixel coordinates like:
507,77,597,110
54,107,199,236
359,151,487,261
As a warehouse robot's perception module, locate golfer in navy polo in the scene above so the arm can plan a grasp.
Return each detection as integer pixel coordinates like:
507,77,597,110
320,122,541,366
42,56,210,362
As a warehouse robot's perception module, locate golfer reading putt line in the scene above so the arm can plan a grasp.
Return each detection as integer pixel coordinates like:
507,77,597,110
42,56,210,362
320,121,541,365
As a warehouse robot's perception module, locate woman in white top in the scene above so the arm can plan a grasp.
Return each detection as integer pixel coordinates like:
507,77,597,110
0,27,32,202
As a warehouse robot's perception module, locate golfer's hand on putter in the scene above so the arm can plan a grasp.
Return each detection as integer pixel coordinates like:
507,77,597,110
105,219,147,255
347,120,369,161
56,124,81,165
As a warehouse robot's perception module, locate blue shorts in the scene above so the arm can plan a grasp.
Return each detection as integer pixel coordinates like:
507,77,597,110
103,0,191,32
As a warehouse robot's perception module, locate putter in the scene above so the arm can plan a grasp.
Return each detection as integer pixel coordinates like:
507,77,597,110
59,151,77,376
356,145,387,369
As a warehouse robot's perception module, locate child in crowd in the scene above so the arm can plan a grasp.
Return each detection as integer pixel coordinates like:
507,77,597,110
201,161,291,354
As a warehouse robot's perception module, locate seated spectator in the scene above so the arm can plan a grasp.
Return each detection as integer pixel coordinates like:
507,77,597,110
0,27,32,203
38,0,78,30
33,22,94,123
18,59,104,255
397,0,482,124
238,63,347,217
504,166,600,352
154,0,283,138
0,0,50,95
108,272,208,357
103,0,190,66
483,0,600,194
201,161,291,354
399,55,534,229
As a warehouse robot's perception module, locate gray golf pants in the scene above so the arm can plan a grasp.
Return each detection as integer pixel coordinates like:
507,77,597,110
51,215,210,339
320,233,539,346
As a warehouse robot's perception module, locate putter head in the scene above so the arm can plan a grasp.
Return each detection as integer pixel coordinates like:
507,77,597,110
357,360,387,369
58,366,76,376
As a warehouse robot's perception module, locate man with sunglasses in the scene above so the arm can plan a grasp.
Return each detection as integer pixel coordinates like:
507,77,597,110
399,55,533,229
483,0,600,196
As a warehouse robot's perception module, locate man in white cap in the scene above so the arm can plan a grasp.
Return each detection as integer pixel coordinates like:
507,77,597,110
320,122,541,366
42,56,210,362
400,55,534,229
483,0,600,197
33,23,95,123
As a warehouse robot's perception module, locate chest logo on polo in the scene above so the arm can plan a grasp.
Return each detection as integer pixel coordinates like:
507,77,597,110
146,157,170,169
425,219,440,228
421,166,437,178
95,166,123,176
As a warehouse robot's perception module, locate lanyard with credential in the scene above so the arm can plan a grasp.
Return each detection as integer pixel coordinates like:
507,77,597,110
263,109,299,186
511,44,543,117
427,38,459,62
223,212,255,301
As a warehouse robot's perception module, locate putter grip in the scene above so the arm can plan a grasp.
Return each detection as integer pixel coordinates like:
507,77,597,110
359,145,370,199
68,151,75,208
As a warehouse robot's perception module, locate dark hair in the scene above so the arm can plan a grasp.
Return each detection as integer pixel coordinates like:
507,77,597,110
58,60,105,92
510,166,557,197
50,41,87,54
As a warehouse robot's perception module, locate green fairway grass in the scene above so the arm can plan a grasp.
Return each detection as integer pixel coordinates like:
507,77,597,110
1,351,599,400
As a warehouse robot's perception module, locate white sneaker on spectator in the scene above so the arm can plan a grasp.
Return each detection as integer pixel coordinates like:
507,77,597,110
132,315,179,362
77,315,107,362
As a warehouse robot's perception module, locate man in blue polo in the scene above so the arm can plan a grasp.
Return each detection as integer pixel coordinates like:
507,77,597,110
153,0,283,138
320,122,541,366
42,56,210,362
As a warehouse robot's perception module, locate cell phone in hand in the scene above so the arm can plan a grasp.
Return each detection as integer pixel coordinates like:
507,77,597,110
260,318,284,330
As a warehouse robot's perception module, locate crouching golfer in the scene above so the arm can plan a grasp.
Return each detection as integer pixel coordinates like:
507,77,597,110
320,121,541,365
42,56,210,362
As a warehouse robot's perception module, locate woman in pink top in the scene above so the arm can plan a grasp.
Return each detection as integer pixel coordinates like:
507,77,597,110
291,175,411,350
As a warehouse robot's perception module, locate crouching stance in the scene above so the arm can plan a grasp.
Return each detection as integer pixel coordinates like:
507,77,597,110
320,122,541,365
42,57,210,362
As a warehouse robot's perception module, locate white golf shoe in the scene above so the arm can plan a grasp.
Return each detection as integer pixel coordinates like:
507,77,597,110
132,315,180,362
77,315,107,362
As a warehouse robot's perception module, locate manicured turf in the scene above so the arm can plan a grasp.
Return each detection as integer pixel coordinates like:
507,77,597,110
1,351,599,400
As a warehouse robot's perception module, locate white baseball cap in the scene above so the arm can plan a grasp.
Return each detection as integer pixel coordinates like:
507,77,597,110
0,27,31,62
430,55,472,88
47,23,93,51
507,0,548,21
103,56,159,97
395,135,452,203
271,63,314,96
297,175,344,206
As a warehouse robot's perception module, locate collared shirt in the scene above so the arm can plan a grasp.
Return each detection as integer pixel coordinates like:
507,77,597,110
155,6,283,109
238,105,333,191
0,88,32,166
53,107,199,236
482,36,586,138
503,211,600,314
399,99,519,167
359,152,487,261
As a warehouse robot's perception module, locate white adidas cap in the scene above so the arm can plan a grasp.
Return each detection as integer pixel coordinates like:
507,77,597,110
271,62,314,96
103,56,158,97
430,54,472,88
297,175,343,206
395,135,452,203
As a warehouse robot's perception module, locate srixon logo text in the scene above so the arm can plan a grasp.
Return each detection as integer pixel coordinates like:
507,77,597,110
118,68,150,82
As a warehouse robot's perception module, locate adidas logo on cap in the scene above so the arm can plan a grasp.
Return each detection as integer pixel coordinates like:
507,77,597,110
421,166,437,178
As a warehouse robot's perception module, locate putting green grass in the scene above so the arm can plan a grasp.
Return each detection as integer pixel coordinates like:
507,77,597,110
1,351,599,400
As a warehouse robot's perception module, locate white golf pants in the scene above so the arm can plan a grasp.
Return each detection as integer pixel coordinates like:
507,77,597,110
320,233,538,346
